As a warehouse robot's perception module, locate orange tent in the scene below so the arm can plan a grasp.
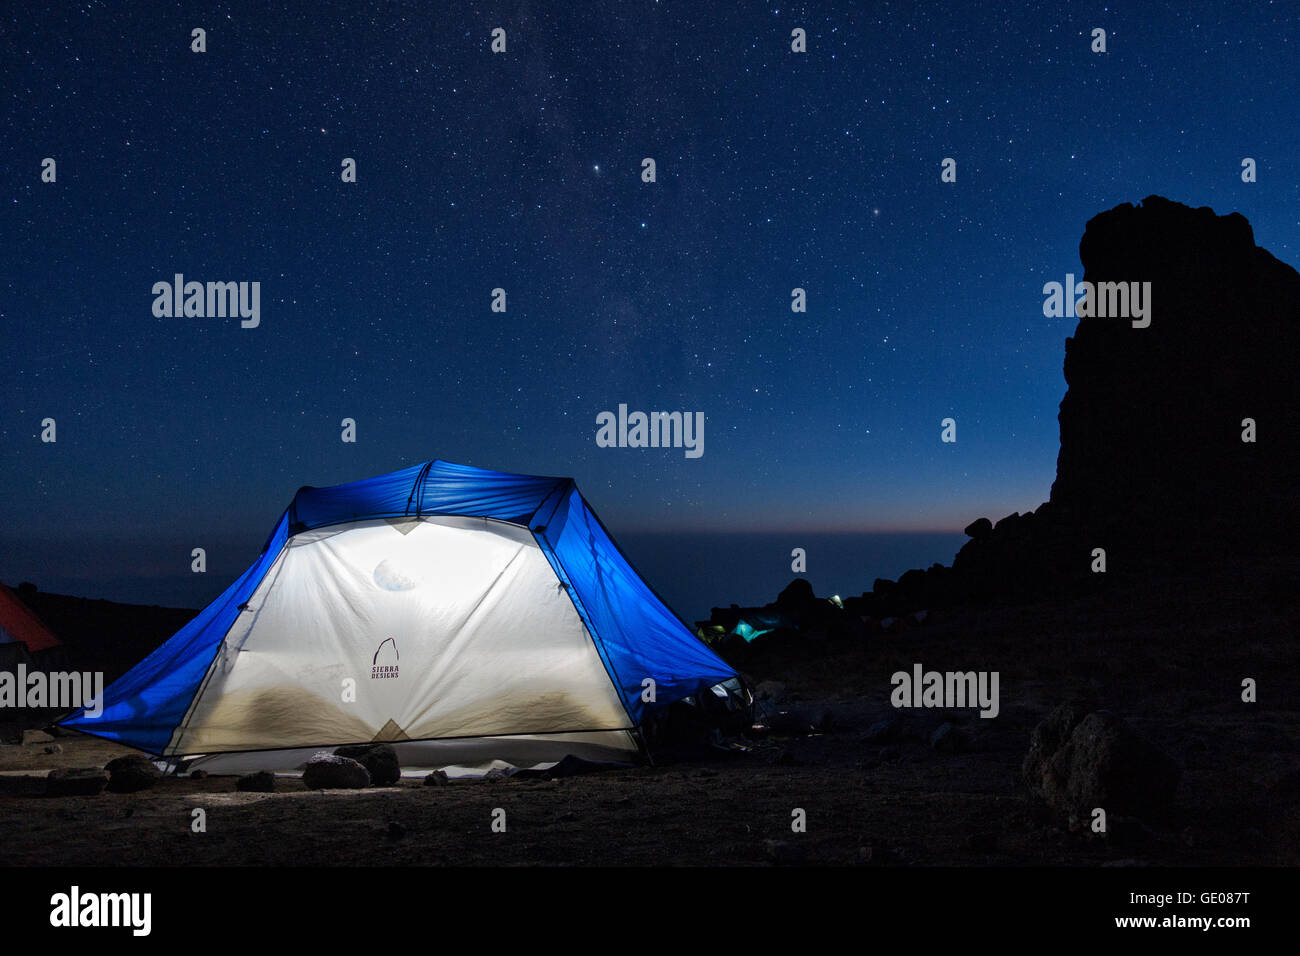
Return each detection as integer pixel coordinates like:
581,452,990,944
0,583,61,653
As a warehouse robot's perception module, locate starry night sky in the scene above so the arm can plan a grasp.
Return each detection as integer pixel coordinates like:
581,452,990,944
2,2,1297,608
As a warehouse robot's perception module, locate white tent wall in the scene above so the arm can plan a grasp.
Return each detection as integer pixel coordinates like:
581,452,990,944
167,515,633,764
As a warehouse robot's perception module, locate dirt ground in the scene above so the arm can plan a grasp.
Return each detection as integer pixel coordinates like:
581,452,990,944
1,571,1296,867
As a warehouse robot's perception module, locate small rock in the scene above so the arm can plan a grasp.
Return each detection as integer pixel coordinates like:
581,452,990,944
104,754,163,793
236,771,276,793
43,744,62,755
423,770,449,787
302,753,370,790
46,767,109,797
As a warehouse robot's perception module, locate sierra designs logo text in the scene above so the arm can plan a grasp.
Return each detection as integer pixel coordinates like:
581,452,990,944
371,637,399,680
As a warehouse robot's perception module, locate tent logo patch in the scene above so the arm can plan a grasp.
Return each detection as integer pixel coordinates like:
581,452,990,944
371,637,399,680
373,558,418,591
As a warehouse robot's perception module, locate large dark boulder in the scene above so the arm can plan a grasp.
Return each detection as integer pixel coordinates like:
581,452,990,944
1052,196,1300,559
334,743,401,786
900,198,1300,607
302,753,370,790
775,578,816,609
1025,707,1180,818
104,754,163,793
1023,698,1094,788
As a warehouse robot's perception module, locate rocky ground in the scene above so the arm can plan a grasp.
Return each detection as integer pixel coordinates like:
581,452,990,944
2,565,1294,867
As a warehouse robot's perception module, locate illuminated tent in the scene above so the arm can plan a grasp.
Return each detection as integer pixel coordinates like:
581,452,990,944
0,582,62,669
61,461,735,774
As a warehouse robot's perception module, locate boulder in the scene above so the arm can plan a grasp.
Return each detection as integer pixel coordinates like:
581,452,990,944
775,578,816,609
1023,698,1095,790
302,753,370,790
334,743,401,786
104,754,163,793
47,767,109,797
1026,708,1180,818
993,512,1022,534
1052,197,1300,558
